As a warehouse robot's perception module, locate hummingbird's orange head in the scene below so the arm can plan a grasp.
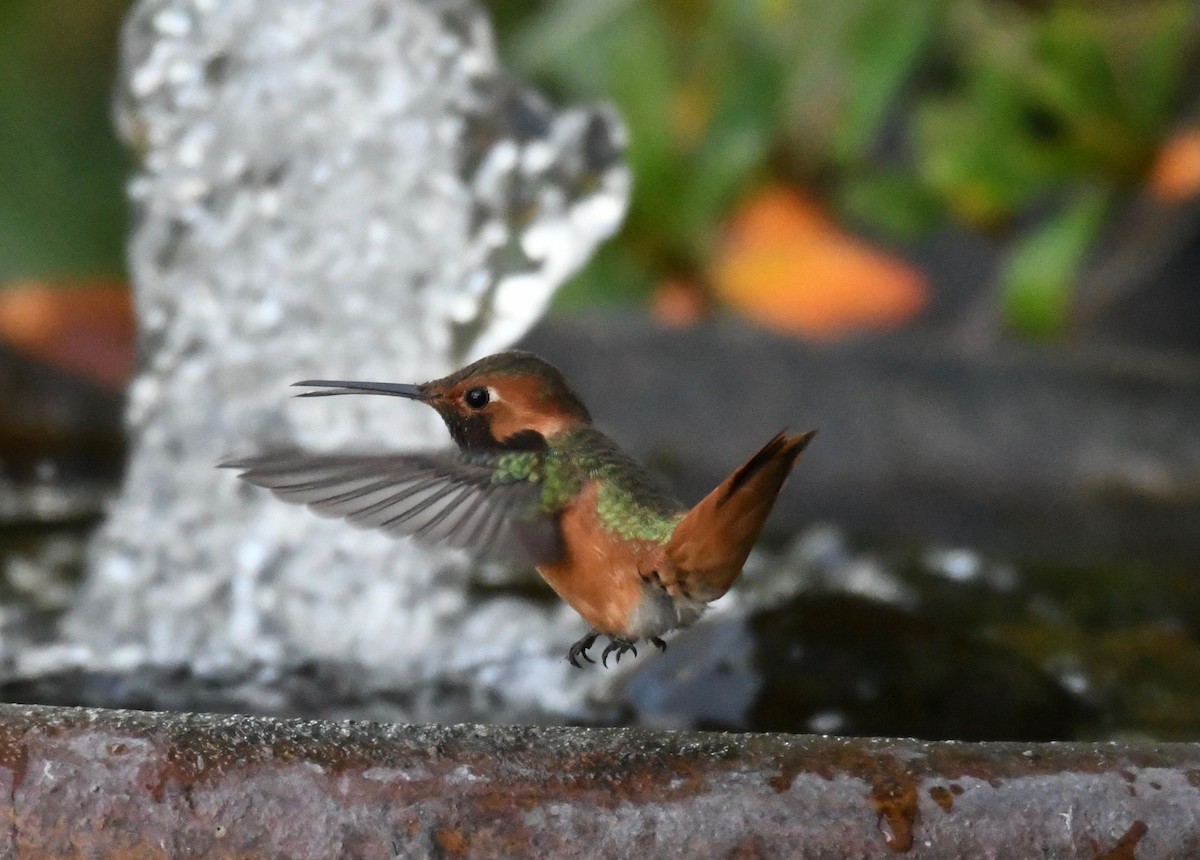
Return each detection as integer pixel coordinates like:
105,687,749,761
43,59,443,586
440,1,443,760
295,350,591,450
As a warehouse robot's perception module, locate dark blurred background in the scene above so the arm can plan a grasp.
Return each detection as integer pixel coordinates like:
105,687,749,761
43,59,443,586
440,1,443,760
3,0,1200,742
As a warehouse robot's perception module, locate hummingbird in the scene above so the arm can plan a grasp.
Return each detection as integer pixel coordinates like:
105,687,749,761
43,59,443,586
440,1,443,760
223,350,814,668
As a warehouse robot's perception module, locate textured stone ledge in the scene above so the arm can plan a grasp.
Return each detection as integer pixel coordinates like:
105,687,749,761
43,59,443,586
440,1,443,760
0,704,1196,858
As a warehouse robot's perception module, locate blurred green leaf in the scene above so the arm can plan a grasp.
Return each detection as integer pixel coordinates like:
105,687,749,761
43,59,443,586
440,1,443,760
840,170,945,238
673,50,781,253
915,87,1058,226
1026,10,1147,177
778,2,865,166
605,10,686,251
1000,189,1109,337
0,0,130,282
832,0,943,162
551,242,655,310
1128,4,1193,135
1032,11,1126,124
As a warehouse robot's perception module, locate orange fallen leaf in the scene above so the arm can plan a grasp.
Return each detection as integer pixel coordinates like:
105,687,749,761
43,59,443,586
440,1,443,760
711,188,927,339
1148,128,1200,203
0,278,135,390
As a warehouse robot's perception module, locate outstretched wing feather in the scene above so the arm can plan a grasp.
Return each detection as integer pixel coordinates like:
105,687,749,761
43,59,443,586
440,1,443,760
224,452,559,565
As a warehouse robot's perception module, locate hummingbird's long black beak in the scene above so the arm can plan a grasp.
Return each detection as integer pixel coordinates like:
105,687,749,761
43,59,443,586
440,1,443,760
292,380,428,399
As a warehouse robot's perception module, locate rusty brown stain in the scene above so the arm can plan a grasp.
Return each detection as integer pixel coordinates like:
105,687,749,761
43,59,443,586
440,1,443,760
1149,781,1161,790
557,752,712,805
478,790,527,813
1187,769,1200,788
872,778,919,853
928,785,954,812
949,784,964,796
768,768,794,793
727,835,766,860
771,742,923,852
434,826,468,857
771,741,892,790
1094,820,1148,860
0,729,29,791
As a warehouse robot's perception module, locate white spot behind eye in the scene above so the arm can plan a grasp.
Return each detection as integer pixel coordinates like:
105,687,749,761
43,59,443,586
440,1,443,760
487,386,501,402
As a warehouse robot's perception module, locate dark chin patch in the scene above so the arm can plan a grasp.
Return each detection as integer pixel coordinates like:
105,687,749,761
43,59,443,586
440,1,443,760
499,429,548,451
446,412,494,450
444,413,546,452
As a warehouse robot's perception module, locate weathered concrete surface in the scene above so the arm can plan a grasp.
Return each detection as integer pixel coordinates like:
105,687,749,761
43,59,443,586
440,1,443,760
0,704,1196,858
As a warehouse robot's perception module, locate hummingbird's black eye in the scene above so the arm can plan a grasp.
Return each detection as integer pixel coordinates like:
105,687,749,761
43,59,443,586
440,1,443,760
464,387,490,409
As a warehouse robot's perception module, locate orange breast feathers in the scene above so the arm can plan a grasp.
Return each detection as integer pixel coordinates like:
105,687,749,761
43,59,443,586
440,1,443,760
535,481,672,638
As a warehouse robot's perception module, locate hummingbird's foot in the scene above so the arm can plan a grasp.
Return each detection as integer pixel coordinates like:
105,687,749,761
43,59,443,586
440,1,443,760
650,636,667,652
567,631,599,668
601,637,638,668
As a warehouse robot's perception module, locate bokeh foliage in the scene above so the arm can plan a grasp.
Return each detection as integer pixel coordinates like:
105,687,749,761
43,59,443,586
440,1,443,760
2,0,1196,337
494,0,1198,334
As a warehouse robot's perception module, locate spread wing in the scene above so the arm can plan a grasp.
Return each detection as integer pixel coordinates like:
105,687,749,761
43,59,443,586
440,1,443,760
222,451,562,566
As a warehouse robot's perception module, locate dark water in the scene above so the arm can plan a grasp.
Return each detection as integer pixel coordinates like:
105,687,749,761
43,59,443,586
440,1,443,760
622,534,1200,741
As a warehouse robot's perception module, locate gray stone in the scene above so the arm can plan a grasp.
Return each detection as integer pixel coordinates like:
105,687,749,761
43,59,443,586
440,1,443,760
54,0,628,719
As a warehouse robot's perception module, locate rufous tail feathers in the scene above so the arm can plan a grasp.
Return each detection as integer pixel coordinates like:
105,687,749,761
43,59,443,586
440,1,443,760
666,430,816,602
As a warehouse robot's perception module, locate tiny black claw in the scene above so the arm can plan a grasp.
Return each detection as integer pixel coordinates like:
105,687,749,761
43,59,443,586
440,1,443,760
600,637,638,668
650,636,667,652
567,631,599,668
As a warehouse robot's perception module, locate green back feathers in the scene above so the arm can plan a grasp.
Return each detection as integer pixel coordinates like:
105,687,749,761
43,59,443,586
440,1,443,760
491,428,683,543
594,480,684,544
